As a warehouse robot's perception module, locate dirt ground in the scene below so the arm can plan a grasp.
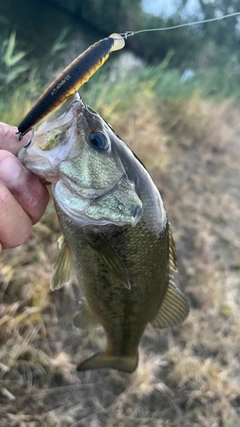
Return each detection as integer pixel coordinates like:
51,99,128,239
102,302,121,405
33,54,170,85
0,98,240,426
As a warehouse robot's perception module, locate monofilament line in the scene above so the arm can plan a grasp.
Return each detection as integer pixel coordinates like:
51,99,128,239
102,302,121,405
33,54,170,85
119,12,240,39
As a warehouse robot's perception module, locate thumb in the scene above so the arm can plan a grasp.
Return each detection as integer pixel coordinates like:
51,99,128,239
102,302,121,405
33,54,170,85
0,150,49,224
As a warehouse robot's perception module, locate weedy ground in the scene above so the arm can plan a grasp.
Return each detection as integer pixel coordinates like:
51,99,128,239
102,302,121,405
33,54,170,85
0,73,240,427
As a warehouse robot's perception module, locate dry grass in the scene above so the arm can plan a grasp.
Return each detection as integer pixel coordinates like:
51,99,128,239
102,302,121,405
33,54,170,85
1,92,240,426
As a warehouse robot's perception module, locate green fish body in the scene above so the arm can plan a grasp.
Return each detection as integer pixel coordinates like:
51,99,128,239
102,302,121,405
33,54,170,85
18,93,189,373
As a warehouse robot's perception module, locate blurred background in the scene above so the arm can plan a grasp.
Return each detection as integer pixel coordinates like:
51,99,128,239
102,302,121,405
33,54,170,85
0,1,240,426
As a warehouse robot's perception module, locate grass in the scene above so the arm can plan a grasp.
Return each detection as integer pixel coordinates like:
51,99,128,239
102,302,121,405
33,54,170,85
1,50,240,425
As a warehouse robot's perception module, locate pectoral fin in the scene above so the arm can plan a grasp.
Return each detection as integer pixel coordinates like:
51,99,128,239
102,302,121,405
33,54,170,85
51,236,73,290
90,234,131,290
151,281,189,328
73,298,101,329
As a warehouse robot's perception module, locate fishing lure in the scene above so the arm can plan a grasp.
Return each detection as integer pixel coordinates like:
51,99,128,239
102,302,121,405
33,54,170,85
17,11,239,139
17,33,125,139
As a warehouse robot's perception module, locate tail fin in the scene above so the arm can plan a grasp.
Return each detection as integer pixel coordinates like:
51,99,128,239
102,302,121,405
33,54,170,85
77,351,138,373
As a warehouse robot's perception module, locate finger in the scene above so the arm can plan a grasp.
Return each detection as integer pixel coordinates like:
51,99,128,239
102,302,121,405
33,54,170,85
0,151,49,224
0,122,32,154
0,181,32,249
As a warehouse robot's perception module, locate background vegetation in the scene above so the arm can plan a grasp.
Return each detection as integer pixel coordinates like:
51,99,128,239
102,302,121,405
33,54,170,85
0,0,240,426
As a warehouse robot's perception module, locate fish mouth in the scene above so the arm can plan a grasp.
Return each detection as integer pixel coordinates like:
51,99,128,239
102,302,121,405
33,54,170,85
17,133,75,180
38,94,84,134
17,96,83,178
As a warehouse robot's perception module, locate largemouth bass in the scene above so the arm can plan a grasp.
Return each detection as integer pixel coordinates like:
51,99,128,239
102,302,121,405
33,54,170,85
18,93,189,373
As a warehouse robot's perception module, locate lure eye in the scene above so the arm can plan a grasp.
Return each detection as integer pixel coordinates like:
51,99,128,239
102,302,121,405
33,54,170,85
88,132,110,153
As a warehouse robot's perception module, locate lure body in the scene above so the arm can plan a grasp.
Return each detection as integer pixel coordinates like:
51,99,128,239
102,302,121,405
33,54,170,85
17,34,124,139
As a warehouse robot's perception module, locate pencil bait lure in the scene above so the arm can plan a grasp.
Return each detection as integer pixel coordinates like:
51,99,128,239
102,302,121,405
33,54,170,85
16,12,238,140
17,33,125,140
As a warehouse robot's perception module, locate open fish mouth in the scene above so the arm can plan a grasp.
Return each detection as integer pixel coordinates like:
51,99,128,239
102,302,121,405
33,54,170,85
17,95,83,176
35,94,84,137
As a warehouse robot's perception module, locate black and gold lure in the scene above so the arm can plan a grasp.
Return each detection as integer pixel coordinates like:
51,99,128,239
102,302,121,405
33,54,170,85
17,12,238,139
17,33,125,139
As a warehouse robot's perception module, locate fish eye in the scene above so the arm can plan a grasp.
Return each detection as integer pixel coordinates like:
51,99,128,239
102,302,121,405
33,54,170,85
88,132,110,153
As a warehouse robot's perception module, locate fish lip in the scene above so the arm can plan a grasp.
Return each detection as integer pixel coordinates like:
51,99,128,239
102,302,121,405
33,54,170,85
23,129,35,148
84,104,98,115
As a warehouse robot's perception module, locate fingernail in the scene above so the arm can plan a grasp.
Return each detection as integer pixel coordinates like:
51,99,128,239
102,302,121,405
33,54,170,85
0,156,22,183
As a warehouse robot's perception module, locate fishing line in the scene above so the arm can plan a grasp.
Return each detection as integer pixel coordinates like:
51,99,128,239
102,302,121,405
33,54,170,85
119,12,240,39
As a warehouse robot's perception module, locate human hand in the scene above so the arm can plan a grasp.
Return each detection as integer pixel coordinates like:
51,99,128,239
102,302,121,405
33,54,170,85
0,123,49,252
